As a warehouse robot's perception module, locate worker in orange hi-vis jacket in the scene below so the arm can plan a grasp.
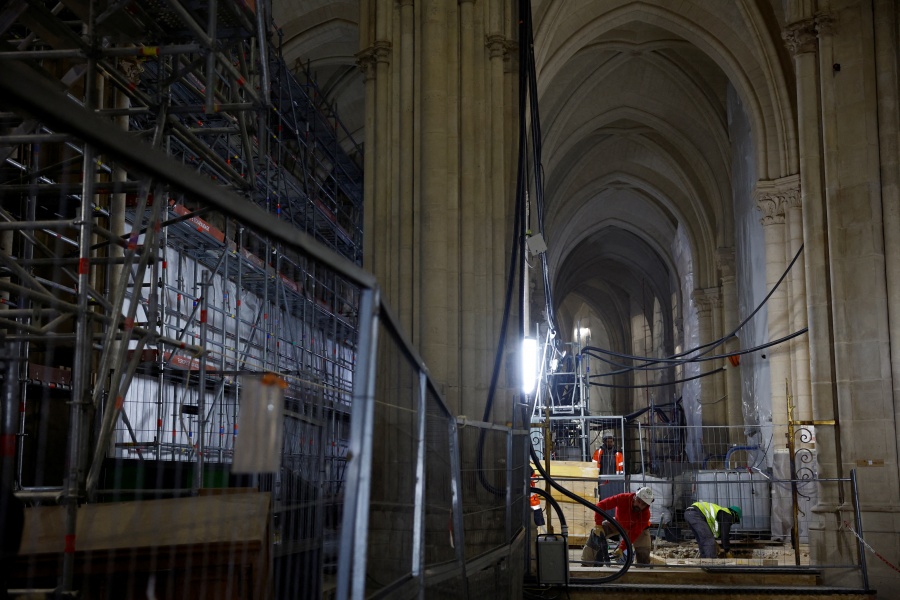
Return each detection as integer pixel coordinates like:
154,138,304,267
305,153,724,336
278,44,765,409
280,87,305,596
593,430,625,501
592,430,624,476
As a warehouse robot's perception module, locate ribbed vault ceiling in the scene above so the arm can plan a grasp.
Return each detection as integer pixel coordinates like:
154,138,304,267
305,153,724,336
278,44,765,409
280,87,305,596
272,0,794,358
531,0,792,355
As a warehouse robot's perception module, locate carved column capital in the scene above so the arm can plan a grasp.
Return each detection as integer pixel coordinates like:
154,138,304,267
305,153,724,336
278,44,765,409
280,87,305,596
783,13,836,54
692,288,721,314
486,33,507,59
357,41,392,78
356,48,377,80
754,174,800,226
783,19,817,55
373,40,392,64
716,247,736,280
814,13,836,36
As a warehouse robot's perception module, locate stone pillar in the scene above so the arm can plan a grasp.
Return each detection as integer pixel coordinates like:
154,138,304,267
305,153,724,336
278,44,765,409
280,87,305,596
873,0,900,447
420,0,457,407
358,45,377,273
782,10,900,586
460,0,478,396
753,179,791,452
358,0,518,420
816,7,899,589
398,0,416,332
872,2,900,590
717,247,743,435
781,178,812,422
487,31,513,389
782,14,840,491
693,288,725,460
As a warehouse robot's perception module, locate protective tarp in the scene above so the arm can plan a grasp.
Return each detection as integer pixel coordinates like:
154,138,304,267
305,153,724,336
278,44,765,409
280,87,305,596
672,224,701,463
729,84,772,467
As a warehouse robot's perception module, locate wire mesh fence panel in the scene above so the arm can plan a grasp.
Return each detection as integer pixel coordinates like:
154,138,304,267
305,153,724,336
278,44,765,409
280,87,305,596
457,425,511,561
0,2,371,590
423,387,456,568
363,321,420,595
528,421,864,581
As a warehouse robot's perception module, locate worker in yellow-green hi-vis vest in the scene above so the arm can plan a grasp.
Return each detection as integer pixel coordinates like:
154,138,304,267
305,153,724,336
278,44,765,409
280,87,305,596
683,501,742,558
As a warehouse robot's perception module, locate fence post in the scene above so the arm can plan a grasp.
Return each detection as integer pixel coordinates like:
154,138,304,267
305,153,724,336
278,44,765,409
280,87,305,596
850,469,869,590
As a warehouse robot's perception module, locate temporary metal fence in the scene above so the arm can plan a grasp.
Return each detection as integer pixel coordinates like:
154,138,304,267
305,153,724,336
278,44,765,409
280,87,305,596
529,420,868,587
339,303,528,599
0,19,529,599
0,38,372,595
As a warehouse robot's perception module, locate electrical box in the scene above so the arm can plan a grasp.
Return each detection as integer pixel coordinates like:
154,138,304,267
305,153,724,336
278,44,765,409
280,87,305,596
535,533,569,585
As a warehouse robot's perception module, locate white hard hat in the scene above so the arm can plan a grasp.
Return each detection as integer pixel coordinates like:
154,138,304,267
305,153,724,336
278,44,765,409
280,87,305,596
601,430,614,440
635,487,654,504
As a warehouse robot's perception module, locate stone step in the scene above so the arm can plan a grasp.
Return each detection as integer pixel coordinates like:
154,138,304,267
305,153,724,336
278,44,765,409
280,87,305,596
570,565,820,586
563,582,875,600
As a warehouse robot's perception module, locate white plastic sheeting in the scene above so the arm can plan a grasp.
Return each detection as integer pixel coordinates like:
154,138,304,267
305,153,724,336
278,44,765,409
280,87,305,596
728,84,772,469
692,469,771,532
116,241,355,462
651,86,773,476
672,224,701,463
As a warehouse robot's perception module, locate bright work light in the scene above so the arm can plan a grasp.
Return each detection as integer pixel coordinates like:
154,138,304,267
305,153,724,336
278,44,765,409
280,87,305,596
521,337,539,394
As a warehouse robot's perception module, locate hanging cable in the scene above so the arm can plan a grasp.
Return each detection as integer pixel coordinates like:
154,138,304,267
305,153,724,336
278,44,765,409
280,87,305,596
523,0,557,334
579,244,805,374
475,0,532,496
584,327,809,376
528,416,635,583
589,366,726,389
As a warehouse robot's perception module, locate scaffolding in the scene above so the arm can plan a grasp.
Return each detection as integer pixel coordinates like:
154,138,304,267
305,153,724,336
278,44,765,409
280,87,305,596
0,1,362,597
531,326,596,463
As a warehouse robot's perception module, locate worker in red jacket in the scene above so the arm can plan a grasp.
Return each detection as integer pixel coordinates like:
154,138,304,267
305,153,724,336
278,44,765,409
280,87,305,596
581,487,653,566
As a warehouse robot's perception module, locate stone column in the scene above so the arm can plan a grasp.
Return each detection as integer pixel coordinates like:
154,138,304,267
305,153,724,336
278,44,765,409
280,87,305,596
487,31,512,387
872,2,900,590
717,247,743,435
753,179,791,452
693,288,725,459
420,0,456,406
783,15,840,485
815,8,899,589
398,0,415,334
873,0,900,445
782,13,851,583
780,177,811,422
358,46,377,271
459,0,478,397
358,0,518,420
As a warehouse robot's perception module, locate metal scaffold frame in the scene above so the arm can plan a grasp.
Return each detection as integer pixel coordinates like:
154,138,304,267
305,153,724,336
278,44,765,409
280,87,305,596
0,1,364,596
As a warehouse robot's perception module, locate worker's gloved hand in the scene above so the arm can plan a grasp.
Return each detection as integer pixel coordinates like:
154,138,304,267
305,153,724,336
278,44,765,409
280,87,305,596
592,526,604,537
612,547,623,560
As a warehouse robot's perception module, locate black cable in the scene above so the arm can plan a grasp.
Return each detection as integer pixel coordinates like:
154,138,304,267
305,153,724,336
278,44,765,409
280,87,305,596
583,328,807,393
584,327,808,370
529,440,635,583
475,0,532,497
529,486,568,535
579,244,805,373
521,0,557,334
588,366,726,389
